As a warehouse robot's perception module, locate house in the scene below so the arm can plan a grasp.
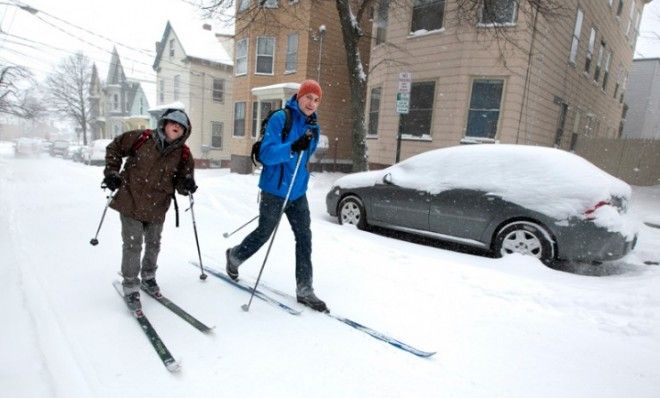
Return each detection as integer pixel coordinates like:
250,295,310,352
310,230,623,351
152,21,234,168
88,48,151,140
229,0,371,174
364,0,650,168
622,58,660,139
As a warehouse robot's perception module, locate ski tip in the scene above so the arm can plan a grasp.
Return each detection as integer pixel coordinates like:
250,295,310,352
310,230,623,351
166,360,182,373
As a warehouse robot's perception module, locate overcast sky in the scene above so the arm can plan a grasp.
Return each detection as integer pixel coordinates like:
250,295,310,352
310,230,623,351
1,0,659,108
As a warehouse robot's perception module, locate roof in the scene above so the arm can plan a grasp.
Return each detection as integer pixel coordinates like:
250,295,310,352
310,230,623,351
153,21,233,70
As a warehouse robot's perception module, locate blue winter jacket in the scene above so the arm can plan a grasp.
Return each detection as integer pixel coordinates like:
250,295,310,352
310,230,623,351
258,95,319,201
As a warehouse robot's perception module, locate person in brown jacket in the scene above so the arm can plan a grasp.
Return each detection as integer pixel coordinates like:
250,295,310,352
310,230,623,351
103,108,197,310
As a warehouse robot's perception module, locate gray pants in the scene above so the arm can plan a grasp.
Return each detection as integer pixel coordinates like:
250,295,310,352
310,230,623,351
120,214,164,294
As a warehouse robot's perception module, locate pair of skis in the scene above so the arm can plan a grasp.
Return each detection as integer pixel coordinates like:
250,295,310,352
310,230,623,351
192,262,436,359
113,280,213,372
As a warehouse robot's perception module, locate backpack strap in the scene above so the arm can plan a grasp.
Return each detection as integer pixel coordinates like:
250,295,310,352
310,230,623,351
130,129,152,156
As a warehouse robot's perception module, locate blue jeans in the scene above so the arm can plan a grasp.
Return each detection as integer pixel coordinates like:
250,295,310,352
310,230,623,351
230,192,313,296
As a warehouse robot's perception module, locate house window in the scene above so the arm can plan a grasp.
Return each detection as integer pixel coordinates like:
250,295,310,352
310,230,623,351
602,50,612,90
594,40,605,82
239,0,250,12
211,122,223,148
375,0,389,44
480,0,517,25
368,87,382,137
236,38,248,76
213,79,225,103
262,0,277,7
173,75,180,100
631,8,641,46
139,98,143,115
285,33,298,73
585,28,596,73
113,94,119,110
256,37,275,74
252,101,277,138
169,39,175,58
398,81,435,138
159,80,164,103
411,0,444,33
616,0,624,16
626,2,635,37
234,102,246,137
569,8,583,64
466,79,504,138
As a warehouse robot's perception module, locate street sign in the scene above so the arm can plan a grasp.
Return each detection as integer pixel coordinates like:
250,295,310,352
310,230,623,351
396,72,412,114
396,93,410,114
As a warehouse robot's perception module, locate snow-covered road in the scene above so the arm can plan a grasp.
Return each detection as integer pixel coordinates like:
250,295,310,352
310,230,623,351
1,150,659,398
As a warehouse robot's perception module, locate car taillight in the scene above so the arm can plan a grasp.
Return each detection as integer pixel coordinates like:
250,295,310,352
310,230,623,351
584,200,610,219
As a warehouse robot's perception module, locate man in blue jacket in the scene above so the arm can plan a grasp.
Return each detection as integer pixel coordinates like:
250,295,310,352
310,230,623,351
226,79,327,312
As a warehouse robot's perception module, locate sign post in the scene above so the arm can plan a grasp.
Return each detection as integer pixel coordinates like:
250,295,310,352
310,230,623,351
395,72,411,163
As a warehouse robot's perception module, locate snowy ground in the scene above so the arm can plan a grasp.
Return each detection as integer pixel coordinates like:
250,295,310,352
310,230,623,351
1,145,659,398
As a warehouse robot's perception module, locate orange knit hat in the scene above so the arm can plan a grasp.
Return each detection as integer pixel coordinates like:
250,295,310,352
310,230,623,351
297,79,323,99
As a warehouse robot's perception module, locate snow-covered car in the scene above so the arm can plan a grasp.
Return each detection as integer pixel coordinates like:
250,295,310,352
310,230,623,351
326,144,638,265
14,137,41,157
84,139,112,166
64,145,82,160
50,140,70,157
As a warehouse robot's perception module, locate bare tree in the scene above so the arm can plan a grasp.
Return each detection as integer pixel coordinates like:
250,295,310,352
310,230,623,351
0,65,45,120
45,52,92,145
199,0,567,171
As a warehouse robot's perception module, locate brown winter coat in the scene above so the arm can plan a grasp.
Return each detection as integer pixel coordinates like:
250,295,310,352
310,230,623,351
104,128,194,223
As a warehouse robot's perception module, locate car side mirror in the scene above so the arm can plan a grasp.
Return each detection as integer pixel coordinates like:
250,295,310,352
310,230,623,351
382,173,393,185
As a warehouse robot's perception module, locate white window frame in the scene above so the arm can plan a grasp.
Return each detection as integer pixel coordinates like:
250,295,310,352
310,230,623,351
569,8,584,65
367,87,382,137
236,38,248,76
169,39,175,58
212,78,225,103
255,36,275,75
410,0,445,34
478,0,518,26
159,79,164,103
233,102,246,137
211,121,223,149
585,27,596,73
173,75,180,101
465,78,505,139
285,33,298,73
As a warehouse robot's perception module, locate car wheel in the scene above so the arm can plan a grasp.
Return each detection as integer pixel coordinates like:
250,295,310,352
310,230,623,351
337,196,367,230
494,221,555,265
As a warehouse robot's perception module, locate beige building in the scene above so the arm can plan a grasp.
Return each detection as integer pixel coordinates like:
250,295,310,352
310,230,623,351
365,0,650,168
153,21,234,167
229,0,371,174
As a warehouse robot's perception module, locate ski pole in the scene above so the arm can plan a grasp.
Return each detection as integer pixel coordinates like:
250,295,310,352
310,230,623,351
90,189,116,246
186,192,207,281
242,152,304,312
222,215,259,238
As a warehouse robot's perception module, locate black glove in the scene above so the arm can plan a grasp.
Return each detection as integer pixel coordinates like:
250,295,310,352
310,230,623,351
102,172,122,191
291,132,312,153
182,174,198,195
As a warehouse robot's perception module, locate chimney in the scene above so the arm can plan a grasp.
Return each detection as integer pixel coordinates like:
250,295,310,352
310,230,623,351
202,23,212,31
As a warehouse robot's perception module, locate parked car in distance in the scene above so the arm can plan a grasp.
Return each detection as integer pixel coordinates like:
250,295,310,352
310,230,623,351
14,137,41,157
84,139,112,165
71,146,87,162
64,145,82,160
326,144,638,265
50,140,70,157
41,141,54,153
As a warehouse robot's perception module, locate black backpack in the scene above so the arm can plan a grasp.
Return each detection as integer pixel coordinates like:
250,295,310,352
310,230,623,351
251,108,292,166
